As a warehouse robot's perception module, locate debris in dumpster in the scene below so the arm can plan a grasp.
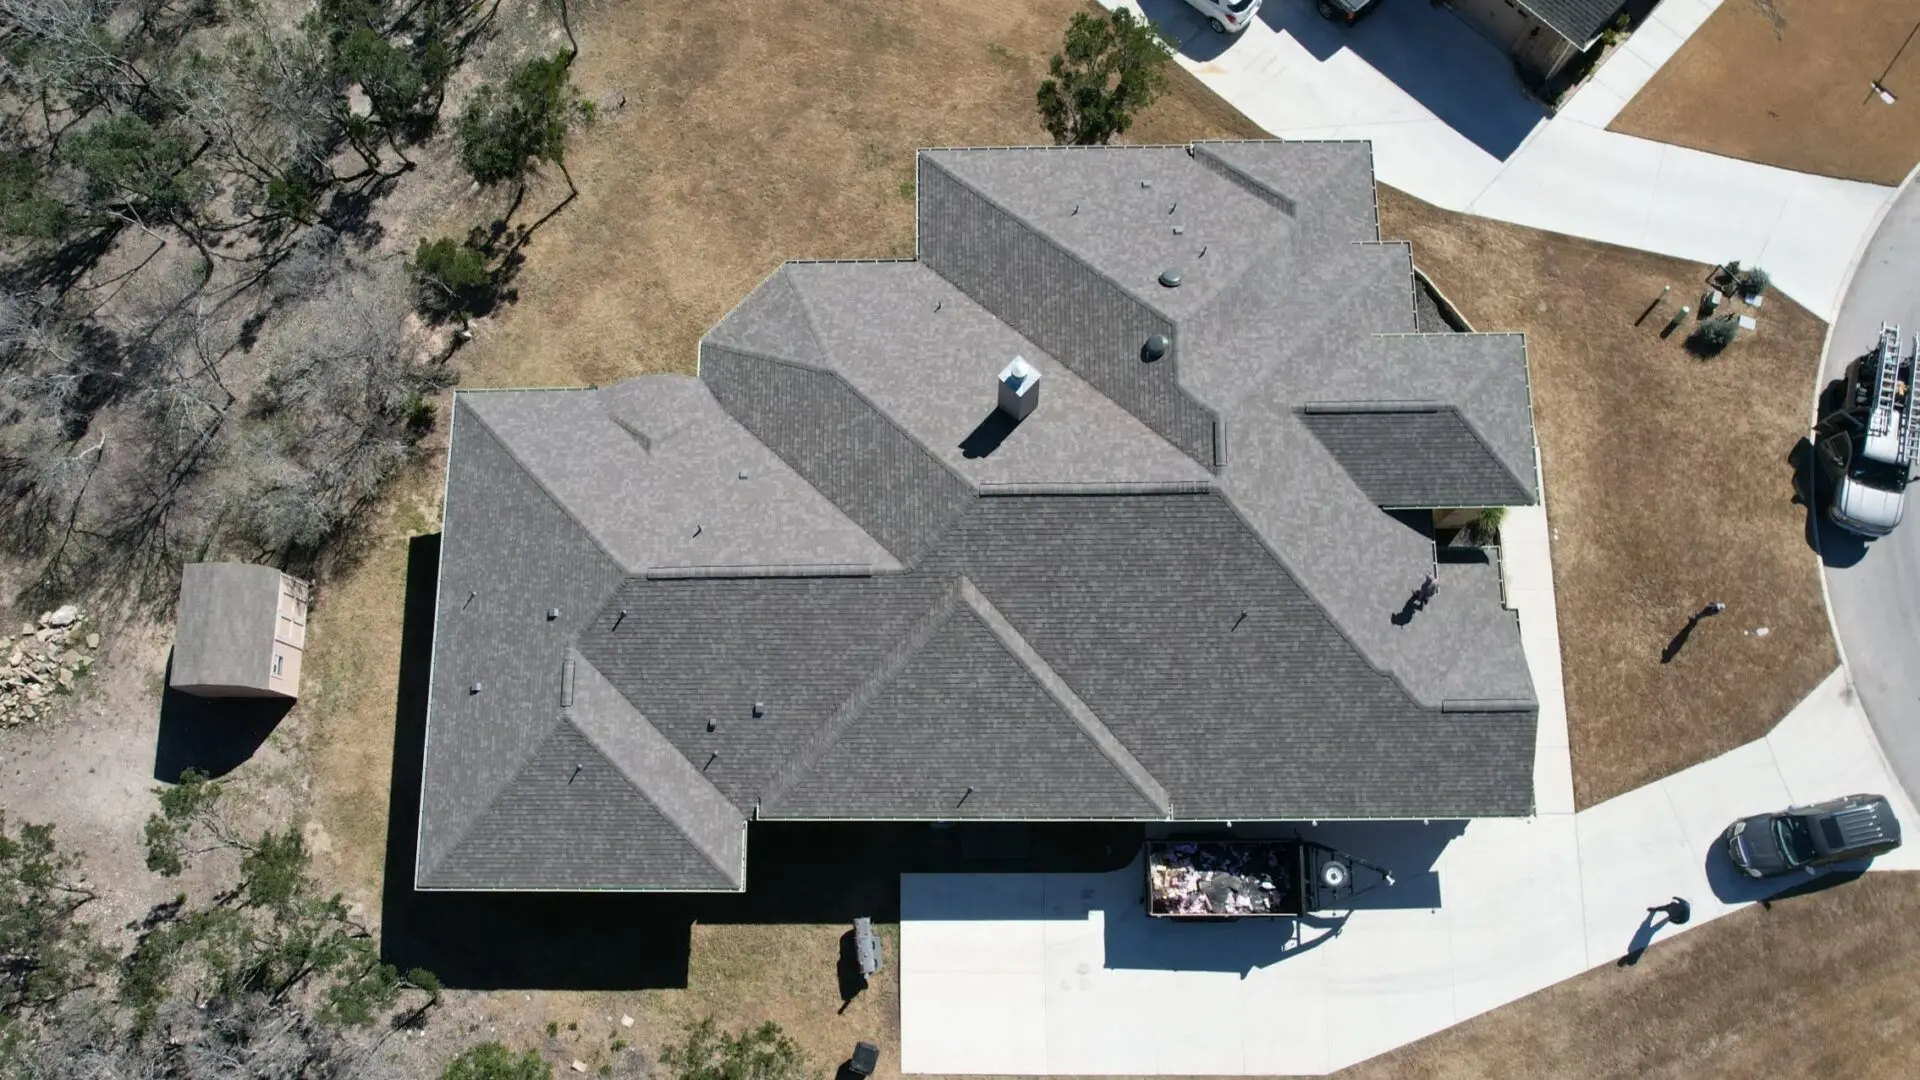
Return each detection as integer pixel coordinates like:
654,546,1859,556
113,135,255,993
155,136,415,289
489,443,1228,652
1148,841,1292,915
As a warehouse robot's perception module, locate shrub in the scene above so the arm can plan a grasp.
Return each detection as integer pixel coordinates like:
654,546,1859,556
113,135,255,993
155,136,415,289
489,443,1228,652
1739,266,1771,299
1036,9,1171,146
1687,315,1740,357
411,236,494,319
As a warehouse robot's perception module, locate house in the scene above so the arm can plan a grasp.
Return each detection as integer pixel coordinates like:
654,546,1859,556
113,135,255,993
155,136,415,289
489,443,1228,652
1448,0,1625,84
415,140,1541,893
170,563,310,699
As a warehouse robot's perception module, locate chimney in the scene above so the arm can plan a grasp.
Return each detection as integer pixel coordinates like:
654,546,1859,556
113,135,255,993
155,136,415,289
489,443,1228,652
998,356,1040,421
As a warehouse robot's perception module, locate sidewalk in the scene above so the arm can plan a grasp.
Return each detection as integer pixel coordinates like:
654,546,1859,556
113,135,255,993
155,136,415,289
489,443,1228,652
1110,0,1892,321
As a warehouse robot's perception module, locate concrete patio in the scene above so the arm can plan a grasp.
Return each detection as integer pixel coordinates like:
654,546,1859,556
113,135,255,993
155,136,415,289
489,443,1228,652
1116,0,1893,321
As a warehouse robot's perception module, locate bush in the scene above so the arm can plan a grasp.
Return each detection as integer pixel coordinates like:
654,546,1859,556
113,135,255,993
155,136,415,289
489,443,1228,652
1687,315,1740,357
441,1042,551,1080
1739,266,1771,299
411,236,494,318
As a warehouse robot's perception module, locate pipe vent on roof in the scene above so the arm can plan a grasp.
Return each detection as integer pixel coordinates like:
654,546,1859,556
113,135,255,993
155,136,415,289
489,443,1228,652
1142,335,1170,362
546,607,560,621
469,681,483,695
1159,269,1183,288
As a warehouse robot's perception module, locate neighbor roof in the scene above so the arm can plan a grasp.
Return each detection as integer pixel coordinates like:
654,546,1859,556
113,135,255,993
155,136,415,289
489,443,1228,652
171,563,282,692
1518,0,1623,46
417,141,1541,892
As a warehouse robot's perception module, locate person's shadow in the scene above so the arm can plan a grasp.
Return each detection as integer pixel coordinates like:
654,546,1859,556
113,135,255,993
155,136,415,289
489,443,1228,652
1618,908,1676,966
1659,617,1698,664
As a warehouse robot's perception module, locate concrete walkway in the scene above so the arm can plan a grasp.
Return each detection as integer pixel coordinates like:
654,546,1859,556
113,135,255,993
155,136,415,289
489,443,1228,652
1111,0,1893,321
900,485,1920,1074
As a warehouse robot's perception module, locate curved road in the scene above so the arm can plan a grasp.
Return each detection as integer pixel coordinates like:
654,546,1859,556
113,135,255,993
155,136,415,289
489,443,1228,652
1821,171,1920,802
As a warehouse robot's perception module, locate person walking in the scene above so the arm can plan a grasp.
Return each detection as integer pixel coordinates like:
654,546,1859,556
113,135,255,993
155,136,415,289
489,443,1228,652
1648,896,1692,925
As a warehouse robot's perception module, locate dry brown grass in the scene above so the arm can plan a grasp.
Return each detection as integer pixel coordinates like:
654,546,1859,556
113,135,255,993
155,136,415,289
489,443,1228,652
450,0,1264,392
1609,0,1920,186
1377,185,1836,808
1339,871,1920,1079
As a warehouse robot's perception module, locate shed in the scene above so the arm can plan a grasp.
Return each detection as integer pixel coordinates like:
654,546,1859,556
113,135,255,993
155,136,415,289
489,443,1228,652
170,563,309,699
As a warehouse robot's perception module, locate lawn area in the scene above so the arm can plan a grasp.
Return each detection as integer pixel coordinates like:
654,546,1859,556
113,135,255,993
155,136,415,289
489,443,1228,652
1339,871,1920,1079
1609,0,1920,186
1377,186,1837,809
285,0,1263,1074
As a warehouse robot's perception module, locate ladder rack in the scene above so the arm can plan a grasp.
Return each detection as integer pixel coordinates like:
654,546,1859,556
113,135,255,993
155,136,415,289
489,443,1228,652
1904,333,1920,469
1870,322,1902,437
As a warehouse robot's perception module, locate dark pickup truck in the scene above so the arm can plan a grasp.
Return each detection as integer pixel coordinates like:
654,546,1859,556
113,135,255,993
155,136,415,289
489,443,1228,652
1146,838,1393,918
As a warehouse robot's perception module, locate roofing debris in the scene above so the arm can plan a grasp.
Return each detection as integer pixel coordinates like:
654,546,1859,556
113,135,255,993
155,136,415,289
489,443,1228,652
1149,842,1292,915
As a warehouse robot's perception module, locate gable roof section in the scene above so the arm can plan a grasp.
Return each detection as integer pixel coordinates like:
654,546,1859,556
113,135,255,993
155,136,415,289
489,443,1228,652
429,718,742,891
761,578,1169,820
1300,405,1534,507
463,379,898,574
172,562,280,690
416,405,628,886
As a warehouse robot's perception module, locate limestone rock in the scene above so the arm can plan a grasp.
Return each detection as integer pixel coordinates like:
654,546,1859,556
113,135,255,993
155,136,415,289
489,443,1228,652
42,605,79,628
85,632,99,649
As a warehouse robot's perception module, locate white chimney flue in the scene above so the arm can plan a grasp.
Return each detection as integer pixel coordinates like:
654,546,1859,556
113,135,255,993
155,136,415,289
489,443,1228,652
998,356,1040,421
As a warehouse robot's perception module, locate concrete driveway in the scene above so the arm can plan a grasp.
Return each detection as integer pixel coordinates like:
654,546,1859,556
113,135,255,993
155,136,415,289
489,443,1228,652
900,673,1920,1075
1818,169,1920,803
1113,0,1893,320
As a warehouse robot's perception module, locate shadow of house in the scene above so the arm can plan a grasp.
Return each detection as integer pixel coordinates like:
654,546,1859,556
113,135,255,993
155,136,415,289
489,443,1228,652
379,538,1143,988
1236,0,1548,161
153,651,293,782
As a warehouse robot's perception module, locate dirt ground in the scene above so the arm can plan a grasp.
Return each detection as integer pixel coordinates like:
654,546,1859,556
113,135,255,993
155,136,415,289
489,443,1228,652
1339,871,1920,1079
1609,0,1920,186
1376,186,1837,809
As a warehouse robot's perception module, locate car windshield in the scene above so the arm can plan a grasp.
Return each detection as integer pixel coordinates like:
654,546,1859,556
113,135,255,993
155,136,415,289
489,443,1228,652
1852,455,1911,492
1774,816,1817,867
1227,0,1254,9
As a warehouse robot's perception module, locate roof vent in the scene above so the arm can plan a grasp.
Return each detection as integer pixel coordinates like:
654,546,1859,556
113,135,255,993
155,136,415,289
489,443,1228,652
546,607,560,621
752,701,765,718
706,717,717,733
1140,179,1153,190
469,681,484,695
998,356,1040,421
1142,335,1170,362
1159,269,1183,288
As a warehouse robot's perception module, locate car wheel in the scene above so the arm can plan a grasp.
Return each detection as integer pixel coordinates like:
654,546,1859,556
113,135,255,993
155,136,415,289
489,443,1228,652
1209,16,1227,32
1317,0,1338,17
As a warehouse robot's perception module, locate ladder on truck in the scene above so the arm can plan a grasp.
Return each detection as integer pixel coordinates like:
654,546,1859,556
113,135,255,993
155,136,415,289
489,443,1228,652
1869,322,1902,437
1905,333,1920,469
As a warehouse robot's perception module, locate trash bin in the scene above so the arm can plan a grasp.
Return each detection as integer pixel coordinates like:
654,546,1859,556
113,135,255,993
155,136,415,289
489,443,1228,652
852,916,883,978
848,1041,881,1078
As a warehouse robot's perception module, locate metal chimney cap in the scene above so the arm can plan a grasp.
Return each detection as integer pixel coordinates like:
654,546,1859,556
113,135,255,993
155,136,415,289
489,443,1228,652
1158,268,1183,288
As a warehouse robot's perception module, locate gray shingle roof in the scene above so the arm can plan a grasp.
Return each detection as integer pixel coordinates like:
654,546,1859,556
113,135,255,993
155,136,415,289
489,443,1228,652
1518,0,1624,45
171,563,282,693
1300,406,1535,507
418,140,1543,892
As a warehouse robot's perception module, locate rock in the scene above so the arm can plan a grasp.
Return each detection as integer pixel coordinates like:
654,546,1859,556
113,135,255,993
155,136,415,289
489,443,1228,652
570,1062,587,1074
57,668,72,688
33,628,52,642
19,623,33,636
620,1015,633,1028
84,633,99,649
43,605,79,628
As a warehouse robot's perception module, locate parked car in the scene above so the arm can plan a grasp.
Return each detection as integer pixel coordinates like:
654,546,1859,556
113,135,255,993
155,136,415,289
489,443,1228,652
1722,794,1903,878
1183,0,1262,34
1316,0,1383,25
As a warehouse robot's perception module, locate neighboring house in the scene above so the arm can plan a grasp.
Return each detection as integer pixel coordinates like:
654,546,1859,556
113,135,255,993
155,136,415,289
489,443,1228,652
416,140,1542,893
170,563,310,699
1449,0,1624,83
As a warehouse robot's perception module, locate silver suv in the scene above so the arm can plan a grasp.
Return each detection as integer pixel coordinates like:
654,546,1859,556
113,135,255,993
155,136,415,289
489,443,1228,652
1722,793,1902,879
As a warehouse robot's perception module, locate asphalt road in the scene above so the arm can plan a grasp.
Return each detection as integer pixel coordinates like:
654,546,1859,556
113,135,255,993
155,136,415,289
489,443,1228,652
1820,173,1920,803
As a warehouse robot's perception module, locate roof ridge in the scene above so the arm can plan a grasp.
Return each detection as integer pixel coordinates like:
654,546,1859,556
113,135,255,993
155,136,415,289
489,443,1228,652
562,651,746,886
954,579,1172,816
755,577,970,812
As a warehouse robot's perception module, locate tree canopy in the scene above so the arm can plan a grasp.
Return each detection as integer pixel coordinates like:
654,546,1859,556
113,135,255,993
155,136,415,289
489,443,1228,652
1035,9,1171,146
456,51,594,191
